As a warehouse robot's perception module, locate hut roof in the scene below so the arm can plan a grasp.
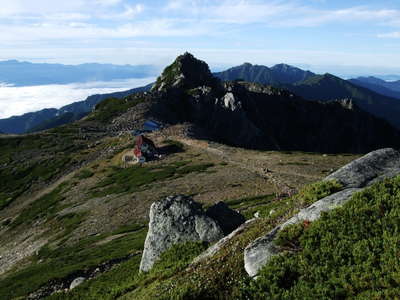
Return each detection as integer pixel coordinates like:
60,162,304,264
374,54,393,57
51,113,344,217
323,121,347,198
135,135,156,149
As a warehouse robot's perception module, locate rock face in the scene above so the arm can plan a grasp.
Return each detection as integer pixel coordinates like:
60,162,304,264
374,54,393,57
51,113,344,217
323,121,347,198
152,52,218,92
145,53,400,154
244,148,400,277
69,277,86,290
325,148,400,188
206,202,246,235
192,218,257,265
139,195,244,272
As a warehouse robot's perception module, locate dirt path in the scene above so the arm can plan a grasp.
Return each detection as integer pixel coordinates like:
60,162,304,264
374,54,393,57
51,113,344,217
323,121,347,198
177,138,300,195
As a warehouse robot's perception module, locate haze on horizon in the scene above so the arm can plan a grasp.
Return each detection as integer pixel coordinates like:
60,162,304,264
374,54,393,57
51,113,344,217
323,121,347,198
0,0,399,77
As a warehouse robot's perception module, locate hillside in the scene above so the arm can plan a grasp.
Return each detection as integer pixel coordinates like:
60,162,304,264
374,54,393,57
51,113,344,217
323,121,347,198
290,73,400,129
1,53,400,300
0,60,157,86
350,76,400,99
214,64,400,130
0,84,152,134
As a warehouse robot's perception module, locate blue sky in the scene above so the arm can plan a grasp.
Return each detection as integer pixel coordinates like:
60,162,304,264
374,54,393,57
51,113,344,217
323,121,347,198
1,0,400,76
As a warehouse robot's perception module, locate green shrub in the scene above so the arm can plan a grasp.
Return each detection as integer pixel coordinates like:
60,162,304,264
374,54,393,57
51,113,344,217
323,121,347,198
274,222,307,251
0,131,87,210
0,228,147,300
46,241,206,300
294,180,342,206
75,169,94,180
242,176,400,299
89,97,144,123
91,162,214,198
152,242,208,275
10,182,68,228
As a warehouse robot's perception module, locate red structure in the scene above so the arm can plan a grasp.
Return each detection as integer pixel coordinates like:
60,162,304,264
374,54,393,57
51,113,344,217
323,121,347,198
133,135,157,162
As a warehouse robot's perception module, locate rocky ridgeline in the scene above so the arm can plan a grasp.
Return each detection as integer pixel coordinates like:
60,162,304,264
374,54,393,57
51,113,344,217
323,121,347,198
244,148,400,277
130,53,400,154
139,195,245,272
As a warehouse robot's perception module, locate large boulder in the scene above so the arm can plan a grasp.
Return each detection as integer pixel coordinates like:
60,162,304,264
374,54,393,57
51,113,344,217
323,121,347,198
206,201,246,235
139,195,244,272
244,148,400,277
325,148,400,188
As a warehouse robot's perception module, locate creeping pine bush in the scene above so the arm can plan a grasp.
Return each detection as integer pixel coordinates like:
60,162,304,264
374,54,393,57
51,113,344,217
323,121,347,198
294,180,342,206
242,176,400,299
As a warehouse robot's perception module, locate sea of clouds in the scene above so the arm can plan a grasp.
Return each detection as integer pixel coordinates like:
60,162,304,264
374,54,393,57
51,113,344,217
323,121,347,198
0,77,155,119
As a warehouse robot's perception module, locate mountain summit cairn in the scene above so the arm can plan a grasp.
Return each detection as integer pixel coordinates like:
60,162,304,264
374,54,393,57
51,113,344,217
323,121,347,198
152,52,218,92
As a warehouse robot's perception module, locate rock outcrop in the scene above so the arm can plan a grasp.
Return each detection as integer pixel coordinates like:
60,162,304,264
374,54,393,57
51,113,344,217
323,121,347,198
152,52,218,92
69,277,86,290
205,202,246,235
325,148,400,188
144,53,400,154
244,148,400,277
139,195,244,272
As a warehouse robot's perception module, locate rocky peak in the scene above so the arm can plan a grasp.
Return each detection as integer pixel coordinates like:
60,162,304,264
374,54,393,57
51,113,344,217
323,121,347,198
152,52,218,92
271,63,295,71
336,98,356,110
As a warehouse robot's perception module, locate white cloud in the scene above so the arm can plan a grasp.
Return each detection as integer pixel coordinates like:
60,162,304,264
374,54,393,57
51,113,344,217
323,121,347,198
95,0,122,6
0,77,155,119
378,32,400,39
0,18,208,43
120,4,144,18
163,0,400,27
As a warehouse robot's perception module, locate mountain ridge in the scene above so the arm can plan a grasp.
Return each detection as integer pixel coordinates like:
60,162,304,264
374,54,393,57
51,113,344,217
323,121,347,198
349,76,400,99
102,53,400,153
214,62,315,85
0,60,158,86
216,64,400,129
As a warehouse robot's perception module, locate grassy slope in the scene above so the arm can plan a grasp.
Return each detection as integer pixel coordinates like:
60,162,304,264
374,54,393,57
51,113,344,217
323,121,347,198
38,176,400,300
2,180,334,300
245,176,400,299
0,93,361,300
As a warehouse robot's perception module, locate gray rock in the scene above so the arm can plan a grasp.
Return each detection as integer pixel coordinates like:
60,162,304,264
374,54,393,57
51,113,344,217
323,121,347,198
244,189,360,277
193,218,257,265
69,277,85,290
325,148,400,188
244,148,400,277
206,202,245,235
139,195,225,272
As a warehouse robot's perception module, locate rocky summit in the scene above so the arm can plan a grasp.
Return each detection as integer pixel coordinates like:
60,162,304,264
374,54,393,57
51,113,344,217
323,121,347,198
152,52,219,92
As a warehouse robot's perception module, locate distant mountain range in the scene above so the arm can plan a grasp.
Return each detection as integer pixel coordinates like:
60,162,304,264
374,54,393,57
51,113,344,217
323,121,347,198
349,76,400,99
0,60,158,86
1,60,400,135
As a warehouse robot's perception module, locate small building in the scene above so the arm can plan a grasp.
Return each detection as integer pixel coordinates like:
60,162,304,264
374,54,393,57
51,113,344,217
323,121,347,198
133,135,158,163
143,120,162,132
